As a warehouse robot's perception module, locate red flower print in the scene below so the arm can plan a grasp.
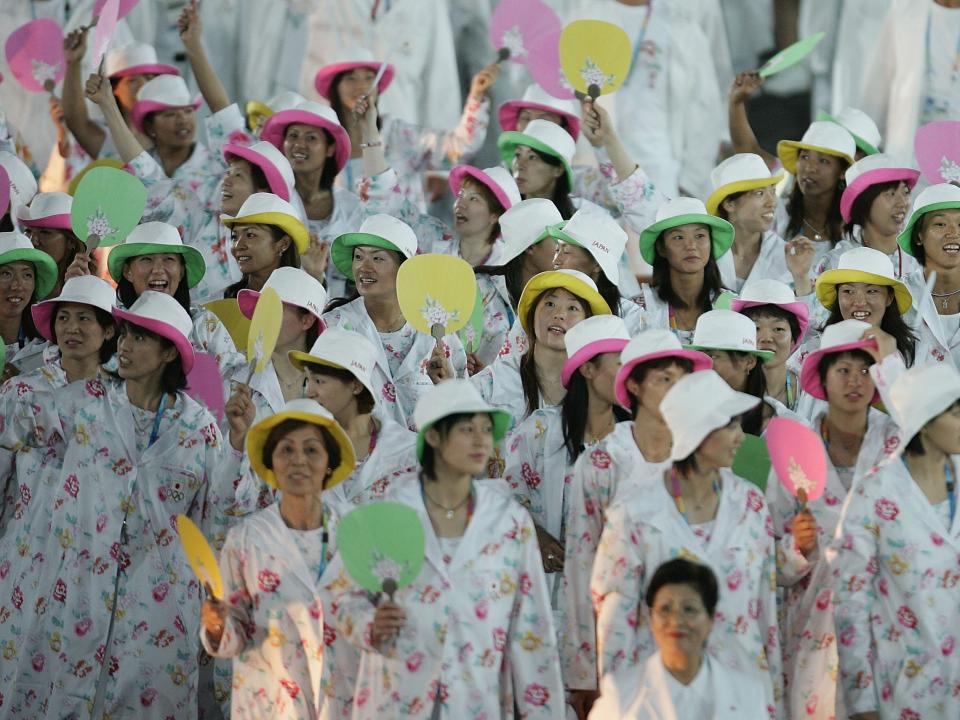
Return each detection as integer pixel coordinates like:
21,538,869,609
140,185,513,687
589,448,612,469
429,680,449,704
405,651,424,672
0,560,8,579
942,635,956,656
899,710,920,720
140,688,158,707
883,435,900,454
746,489,764,512
75,618,92,636
475,599,489,619
280,679,300,699
323,624,337,646
63,474,79,498
31,653,44,672
726,569,742,591
382,382,396,403
19,484,30,506
152,583,169,602
875,498,900,521
518,572,532,595
72,660,92,678
896,605,918,630
112,458,133,476
257,569,281,593
53,578,67,603
816,589,831,611
355,688,370,707
11,585,23,609
521,462,540,490
492,627,507,651
86,379,106,398
523,683,550,707
932,533,945,546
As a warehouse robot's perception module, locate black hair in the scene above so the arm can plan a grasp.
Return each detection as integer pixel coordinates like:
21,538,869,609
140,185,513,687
785,164,848,245
0,213,12,232
595,272,623,320
561,357,631,463
816,348,876,399
673,415,745,475
740,305,802,346
323,246,404,312
475,253,526,309
531,149,576,219
302,360,375,414
459,175,506,245
714,190,747,221
903,399,960,455
261,418,342,476
329,72,383,133
223,224,302,299
825,291,917,367
650,230,724,311
910,215,929,265
117,254,193,313
738,352,767,436
644,558,719,618
420,412,484,478
625,356,695,416
116,321,188,393
26,227,84,291
844,180,904,235
281,125,339,191
51,304,118,363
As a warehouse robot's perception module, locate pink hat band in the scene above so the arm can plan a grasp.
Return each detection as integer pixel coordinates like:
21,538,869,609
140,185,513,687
840,168,921,223
236,288,326,329
131,97,202,134
314,61,395,100
561,338,629,388
110,63,180,79
730,298,811,352
223,145,290,201
614,349,713,409
111,307,196,374
498,101,581,141
799,339,879,401
260,110,351,174
449,166,513,211
19,214,72,231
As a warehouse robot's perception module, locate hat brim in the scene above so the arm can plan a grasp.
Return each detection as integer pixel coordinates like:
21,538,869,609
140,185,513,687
221,211,309,254
498,100,581,141
314,62,394,101
729,298,811,352
516,272,612,337
497,131,574,189
330,233,405,280
260,109,351,174
614,349,713,409
247,409,357,490
223,145,290,201
706,174,784,216
237,288,326,327
776,140,854,175
131,96,202,135
111,306,195,374
110,63,180,79
816,112,880,156
0,247,59,300
638,213,735,265
449,166,512,211
671,394,761,461
245,101,273,131
561,338,629,388
17,213,73,231
799,339,880,401
32,294,114,344
416,408,512,461
288,351,375,399
840,168,920,223
897,200,960,257
815,269,912,314
684,343,776,362
107,242,207,289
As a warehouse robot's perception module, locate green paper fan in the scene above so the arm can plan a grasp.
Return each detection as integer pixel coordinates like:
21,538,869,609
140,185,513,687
713,290,737,311
70,166,147,250
338,502,425,598
759,32,825,79
457,285,485,354
732,433,771,491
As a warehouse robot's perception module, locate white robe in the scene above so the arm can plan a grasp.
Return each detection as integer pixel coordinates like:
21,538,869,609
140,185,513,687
904,268,960,371
717,231,792,294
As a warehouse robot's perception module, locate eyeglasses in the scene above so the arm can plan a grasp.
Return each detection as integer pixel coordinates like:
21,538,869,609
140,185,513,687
651,603,706,623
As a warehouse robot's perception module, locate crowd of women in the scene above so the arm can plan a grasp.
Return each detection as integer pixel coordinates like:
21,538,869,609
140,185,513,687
1,2,960,719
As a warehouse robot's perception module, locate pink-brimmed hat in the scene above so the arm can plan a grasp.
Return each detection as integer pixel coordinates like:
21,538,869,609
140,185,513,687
614,329,712,409
314,48,394,101
223,141,295,201
730,278,810,352
32,275,116,343
499,83,581,141
839,153,921,223
260,100,351,173
17,192,73,231
448,165,521,212
237,266,327,329
799,319,879,401
131,75,202,134
106,42,179,79
112,290,196,373
561,315,630,387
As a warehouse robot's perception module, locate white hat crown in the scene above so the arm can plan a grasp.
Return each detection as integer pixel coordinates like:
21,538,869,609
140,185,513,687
517,119,575,163
0,151,38,208
521,83,579,116
303,328,377,391
498,198,563,262
125,221,185,247
836,246,897,279
908,183,960,217
653,196,711,224
478,166,522,207
831,107,881,149
709,153,776,191
283,99,344,129
227,192,301,222
17,191,72,221
736,278,795,306
106,42,163,75
124,290,193,341
413,378,500,431
843,153,910,186
0,230,40,254
356,214,417,258
262,267,327,318
564,314,630,357
818,319,873,350
234,141,295,194
799,121,856,159
620,328,685,364
281,397,338,421
266,90,307,113
137,75,194,106
559,204,627,284
49,275,116,313
326,47,379,65
691,309,761,353
889,363,960,442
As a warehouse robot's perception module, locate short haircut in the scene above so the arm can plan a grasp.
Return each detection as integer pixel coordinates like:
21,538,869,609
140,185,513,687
816,348,876,393
51,304,118,363
420,412,478,477
302,361,375,414
645,558,719,617
625,356,695,415
261,418,342,475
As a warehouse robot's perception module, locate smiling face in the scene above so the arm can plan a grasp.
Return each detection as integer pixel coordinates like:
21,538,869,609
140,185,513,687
865,181,911,237
532,287,588,351
657,224,712,275
116,322,178,381
822,352,875,414
122,253,185,297
721,185,777,234
795,149,845,198
836,282,893,327
147,106,196,149
283,123,335,174
511,145,563,198
0,261,36,320
452,179,500,238
918,208,960,270
694,418,745,469
352,245,401,300
515,107,564,133
335,67,377,112
54,302,114,364
425,412,495,477
649,583,714,665
271,424,331,497
230,224,289,277
220,158,259,215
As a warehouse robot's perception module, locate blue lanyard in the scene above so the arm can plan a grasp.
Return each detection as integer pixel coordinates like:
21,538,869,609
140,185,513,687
317,510,329,582
148,394,168,448
903,456,956,524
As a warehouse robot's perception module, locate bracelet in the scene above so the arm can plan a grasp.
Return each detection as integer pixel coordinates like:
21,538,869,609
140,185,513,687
360,140,382,149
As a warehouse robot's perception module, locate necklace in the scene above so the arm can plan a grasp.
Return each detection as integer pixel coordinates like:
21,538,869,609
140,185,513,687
931,285,960,310
585,416,617,445
670,468,721,524
802,218,827,243
421,479,474,520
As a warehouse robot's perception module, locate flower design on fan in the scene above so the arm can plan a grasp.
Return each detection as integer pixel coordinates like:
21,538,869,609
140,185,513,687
501,26,528,59
788,457,816,496
420,295,459,329
939,155,960,183
32,59,59,85
251,332,265,369
579,59,615,91
86,206,117,241
370,551,407,584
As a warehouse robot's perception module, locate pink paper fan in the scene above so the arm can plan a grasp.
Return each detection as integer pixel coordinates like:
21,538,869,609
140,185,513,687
489,0,562,66
765,417,827,503
185,352,225,421
915,121,960,185
4,20,65,93
526,27,575,100
91,0,120,69
94,0,139,21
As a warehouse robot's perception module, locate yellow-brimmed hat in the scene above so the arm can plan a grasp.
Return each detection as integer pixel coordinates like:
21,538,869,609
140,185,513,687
246,399,356,490
221,192,309,253
815,247,912,314
516,269,611,335
706,153,784,216
776,121,855,175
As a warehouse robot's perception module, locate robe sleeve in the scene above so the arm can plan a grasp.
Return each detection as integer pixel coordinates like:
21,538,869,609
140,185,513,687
386,95,489,174
200,524,253,657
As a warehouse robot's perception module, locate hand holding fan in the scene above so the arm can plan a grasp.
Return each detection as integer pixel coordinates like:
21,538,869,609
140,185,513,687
245,287,282,384
5,19,66,93
70,166,147,251
202,298,251,351
396,254,478,349
765,417,827,510
758,32,825,79
176,514,224,599
489,0,562,65
457,285,485,354
915,121,960,185
94,0,139,20
338,502,425,601
732,434,772,491
559,20,632,101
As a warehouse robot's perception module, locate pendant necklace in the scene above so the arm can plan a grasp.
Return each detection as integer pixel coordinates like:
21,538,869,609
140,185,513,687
802,218,826,243
421,478,474,520
930,286,960,310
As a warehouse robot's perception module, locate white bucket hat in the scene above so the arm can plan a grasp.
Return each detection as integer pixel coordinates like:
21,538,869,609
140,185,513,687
330,214,418,280
840,153,920,223
237,266,327,326
222,140,296,202
777,120,856,174
897,182,960,257
686,309,775,361
799,319,878,401
815,246,912,314
614,329,713,409
106,42,179,78
221,192,309,253
660,369,760,461
496,198,563,266
448,165,521,211
550,203,627,285
706,153,784,216
889,363,960,443
413,378,512,460
17,191,73,231
131,75,202,134
111,290,196,373
1,150,38,214
730,278,811,351
561,315,630,387
639,196,735,265
498,82,581,140
107,221,206,289
816,107,882,156
288,327,378,400
497,119,576,186
31,274,116,343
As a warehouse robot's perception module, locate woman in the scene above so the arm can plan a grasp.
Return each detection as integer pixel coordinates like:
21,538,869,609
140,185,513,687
293,328,418,512
563,330,712,708
222,193,309,298
897,183,960,370
0,231,58,375
0,290,237,717
636,197,734,343
832,362,960,719
589,559,771,719
686,309,775,434
201,398,355,719
323,214,466,428
17,192,85,297
731,278,811,414
590,369,782,717
237,266,326,401
327,379,565,718
707,153,814,294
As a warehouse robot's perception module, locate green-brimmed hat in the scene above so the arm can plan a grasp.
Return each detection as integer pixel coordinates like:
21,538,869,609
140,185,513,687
497,119,575,187
0,231,60,300
639,197,734,265
896,183,960,257
330,214,417,280
107,221,206,289
816,108,881,156
412,379,512,461
684,309,775,361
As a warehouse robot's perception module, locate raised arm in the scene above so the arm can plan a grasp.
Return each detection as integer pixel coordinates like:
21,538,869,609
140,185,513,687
729,72,777,169
178,1,230,114
61,28,107,158
84,73,144,163
580,98,638,183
